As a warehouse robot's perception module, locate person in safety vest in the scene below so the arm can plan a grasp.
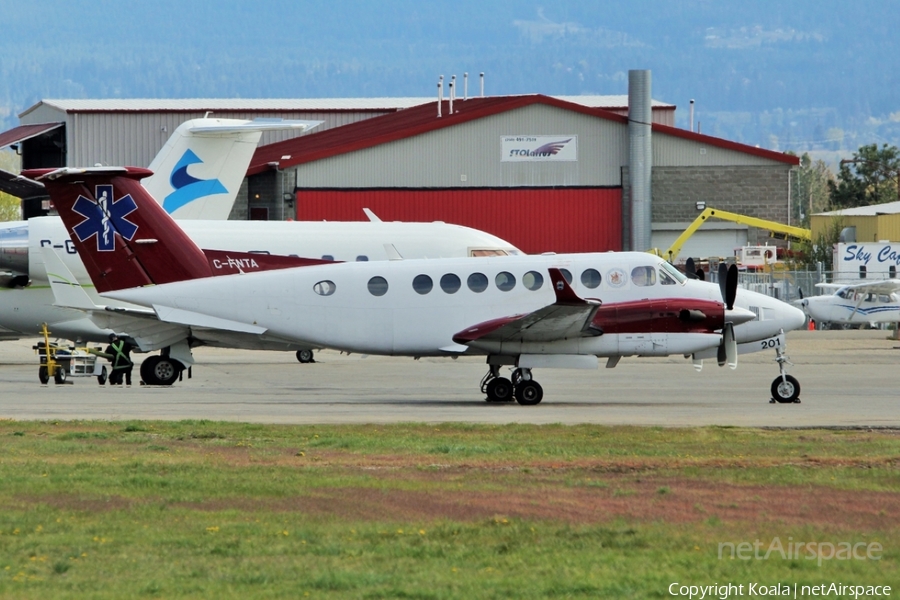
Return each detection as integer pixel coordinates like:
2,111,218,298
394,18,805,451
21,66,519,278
89,333,135,386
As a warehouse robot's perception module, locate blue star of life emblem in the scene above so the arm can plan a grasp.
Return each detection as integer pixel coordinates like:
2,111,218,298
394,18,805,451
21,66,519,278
71,184,139,252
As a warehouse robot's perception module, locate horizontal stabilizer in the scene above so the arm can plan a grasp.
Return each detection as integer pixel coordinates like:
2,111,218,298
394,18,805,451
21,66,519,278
41,246,98,311
153,305,267,335
186,119,322,134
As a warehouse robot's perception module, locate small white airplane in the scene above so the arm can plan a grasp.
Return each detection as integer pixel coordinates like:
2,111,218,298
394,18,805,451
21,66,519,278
34,166,808,403
797,280,900,329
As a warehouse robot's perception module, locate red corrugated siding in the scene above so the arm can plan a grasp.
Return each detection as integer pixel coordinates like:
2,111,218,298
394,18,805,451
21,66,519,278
295,188,622,254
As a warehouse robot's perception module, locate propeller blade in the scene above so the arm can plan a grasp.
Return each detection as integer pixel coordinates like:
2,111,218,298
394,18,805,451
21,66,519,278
798,287,804,300
692,355,703,372
684,257,697,280
716,263,738,310
696,268,705,281
725,264,738,311
718,263,728,304
717,340,726,367
724,322,737,369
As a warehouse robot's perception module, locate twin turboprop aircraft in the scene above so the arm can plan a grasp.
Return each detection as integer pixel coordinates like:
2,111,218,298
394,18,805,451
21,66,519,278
797,280,900,329
33,166,807,404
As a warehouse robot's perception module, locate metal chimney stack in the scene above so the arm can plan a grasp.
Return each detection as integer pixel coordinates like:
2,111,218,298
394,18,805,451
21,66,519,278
628,69,652,252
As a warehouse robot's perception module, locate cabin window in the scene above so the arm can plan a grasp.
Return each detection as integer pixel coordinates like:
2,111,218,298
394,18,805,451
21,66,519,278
631,266,656,287
440,273,461,294
467,272,488,293
523,270,544,291
891,266,897,279
356,255,369,262
859,265,867,279
495,271,516,292
559,268,573,284
580,268,601,289
412,274,433,295
367,276,389,296
313,280,336,296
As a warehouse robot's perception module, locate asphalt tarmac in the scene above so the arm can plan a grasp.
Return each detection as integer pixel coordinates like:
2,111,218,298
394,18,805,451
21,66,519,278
1,330,897,427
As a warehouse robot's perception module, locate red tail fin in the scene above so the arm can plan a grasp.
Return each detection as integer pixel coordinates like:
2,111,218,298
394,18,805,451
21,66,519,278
28,167,213,293
28,167,337,293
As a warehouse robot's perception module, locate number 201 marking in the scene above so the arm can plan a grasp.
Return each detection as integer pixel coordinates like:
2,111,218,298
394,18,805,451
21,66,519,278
760,338,782,349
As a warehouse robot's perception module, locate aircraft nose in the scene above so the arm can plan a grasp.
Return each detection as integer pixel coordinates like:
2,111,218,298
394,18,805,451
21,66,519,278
781,302,807,332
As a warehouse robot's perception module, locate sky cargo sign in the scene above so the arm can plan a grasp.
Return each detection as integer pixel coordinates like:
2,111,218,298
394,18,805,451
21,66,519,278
835,242,900,277
501,136,577,162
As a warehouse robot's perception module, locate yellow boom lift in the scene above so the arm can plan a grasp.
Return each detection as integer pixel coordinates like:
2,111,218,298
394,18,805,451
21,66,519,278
655,207,812,263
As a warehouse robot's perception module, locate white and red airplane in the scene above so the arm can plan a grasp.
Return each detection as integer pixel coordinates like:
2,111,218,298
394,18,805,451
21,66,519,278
32,166,808,403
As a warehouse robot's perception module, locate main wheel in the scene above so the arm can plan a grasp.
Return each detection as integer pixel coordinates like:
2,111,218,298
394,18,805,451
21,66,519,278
53,366,67,385
38,366,49,384
514,380,544,405
140,356,182,386
97,366,108,385
296,349,315,363
485,377,513,402
771,374,801,403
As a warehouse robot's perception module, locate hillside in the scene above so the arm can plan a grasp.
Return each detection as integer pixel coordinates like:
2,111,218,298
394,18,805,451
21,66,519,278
1,0,897,153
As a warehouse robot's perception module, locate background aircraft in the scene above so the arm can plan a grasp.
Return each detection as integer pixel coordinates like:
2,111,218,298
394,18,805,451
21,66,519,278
37,166,807,403
797,280,900,329
2,119,520,382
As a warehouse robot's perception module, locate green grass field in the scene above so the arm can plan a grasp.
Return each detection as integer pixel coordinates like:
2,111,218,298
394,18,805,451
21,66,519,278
0,421,896,599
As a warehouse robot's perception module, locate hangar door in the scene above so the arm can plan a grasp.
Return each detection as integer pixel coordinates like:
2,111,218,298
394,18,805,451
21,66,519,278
652,225,749,260
295,187,622,254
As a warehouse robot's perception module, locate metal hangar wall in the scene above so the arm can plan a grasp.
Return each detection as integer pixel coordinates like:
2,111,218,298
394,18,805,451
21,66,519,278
250,94,798,256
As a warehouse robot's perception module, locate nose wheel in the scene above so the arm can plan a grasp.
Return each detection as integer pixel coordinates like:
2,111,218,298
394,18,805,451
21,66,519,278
770,332,801,404
481,365,544,405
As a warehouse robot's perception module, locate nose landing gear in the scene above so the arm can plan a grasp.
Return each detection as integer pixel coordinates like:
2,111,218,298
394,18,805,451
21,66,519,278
770,332,801,404
481,365,544,405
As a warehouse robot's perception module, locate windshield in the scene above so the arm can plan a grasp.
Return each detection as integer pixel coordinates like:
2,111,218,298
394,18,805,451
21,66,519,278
660,260,687,284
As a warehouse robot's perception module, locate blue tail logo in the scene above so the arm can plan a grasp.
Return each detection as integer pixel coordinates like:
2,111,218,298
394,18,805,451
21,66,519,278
162,150,228,214
72,185,138,252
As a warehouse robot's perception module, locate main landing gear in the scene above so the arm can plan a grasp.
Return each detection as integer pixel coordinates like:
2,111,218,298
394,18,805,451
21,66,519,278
140,354,184,386
770,332,801,404
481,366,544,405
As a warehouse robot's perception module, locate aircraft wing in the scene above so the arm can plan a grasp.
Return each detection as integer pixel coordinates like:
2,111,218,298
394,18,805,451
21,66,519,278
453,268,602,345
816,280,900,295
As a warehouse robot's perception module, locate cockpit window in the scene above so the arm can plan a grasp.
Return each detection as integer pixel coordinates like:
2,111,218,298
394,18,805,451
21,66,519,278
659,261,687,284
470,249,510,257
659,269,677,285
631,266,657,287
